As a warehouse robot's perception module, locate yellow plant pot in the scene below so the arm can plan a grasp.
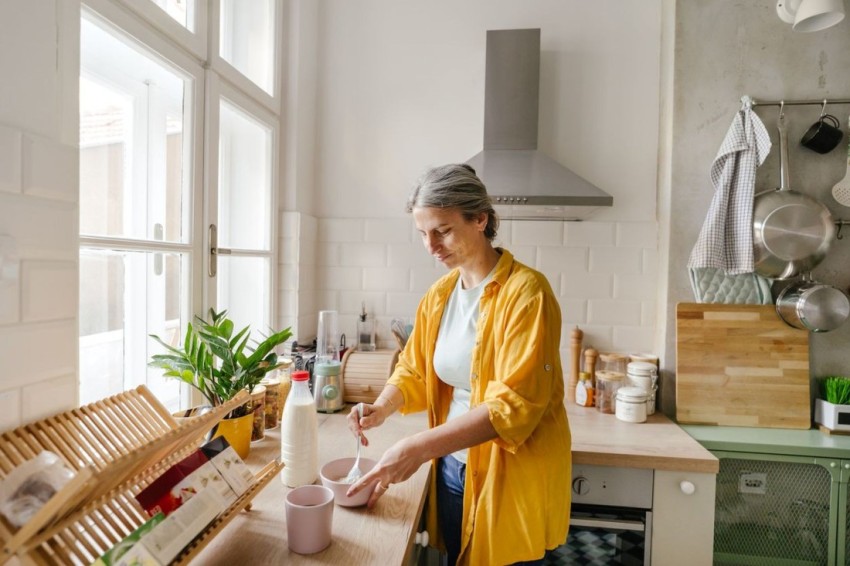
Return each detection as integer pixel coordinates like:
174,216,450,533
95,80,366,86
212,412,254,459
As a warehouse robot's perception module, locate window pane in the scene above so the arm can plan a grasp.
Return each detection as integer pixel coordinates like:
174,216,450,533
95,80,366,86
150,0,195,31
218,100,272,250
79,249,188,412
219,0,275,94
217,256,271,336
80,18,189,244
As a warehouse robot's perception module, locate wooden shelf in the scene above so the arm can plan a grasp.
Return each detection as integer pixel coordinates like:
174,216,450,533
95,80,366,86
0,385,283,565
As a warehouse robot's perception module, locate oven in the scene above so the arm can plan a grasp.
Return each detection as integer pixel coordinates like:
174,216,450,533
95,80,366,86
546,465,654,565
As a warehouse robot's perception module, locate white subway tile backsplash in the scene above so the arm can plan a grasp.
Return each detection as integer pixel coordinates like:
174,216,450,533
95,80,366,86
386,292,422,317
279,289,297,315
338,291,386,317
316,290,339,312
280,237,299,265
298,263,317,291
363,267,409,292
365,218,412,243
579,325,615,351
411,266,447,293
21,260,76,322
281,211,300,238
539,247,588,272
562,272,613,299
387,243,433,268
339,243,386,267
642,248,658,274
612,325,655,352
317,266,362,291
22,135,77,202
509,245,538,267
589,247,642,274
613,272,657,300
0,321,76,389
0,388,21,431
616,222,658,248
0,276,20,324
315,242,340,267
510,221,564,246
0,125,22,194
641,301,656,327
318,218,363,242
300,214,318,241
300,238,318,267
278,264,298,290
0,197,77,260
22,374,77,422
565,222,615,247
559,298,588,326
588,299,642,326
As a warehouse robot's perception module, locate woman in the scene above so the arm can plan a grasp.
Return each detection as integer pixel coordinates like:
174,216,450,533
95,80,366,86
346,163,571,566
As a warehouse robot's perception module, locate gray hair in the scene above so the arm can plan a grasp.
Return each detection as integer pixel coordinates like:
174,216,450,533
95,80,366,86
406,163,499,241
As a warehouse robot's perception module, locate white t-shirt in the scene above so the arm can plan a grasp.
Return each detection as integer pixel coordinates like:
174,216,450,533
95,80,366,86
433,267,495,464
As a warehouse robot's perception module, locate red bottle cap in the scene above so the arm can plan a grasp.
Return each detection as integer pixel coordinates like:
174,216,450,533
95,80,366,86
291,370,310,381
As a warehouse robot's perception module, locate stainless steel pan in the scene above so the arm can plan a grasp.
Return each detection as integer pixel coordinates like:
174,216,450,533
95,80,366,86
776,274,849,332
753,113,836,279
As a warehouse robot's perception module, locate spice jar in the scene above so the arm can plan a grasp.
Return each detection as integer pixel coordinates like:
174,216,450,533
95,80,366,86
595,370,625,414
262,377,281,429
615,386,648,423
598,353,628,375
250,384,266,441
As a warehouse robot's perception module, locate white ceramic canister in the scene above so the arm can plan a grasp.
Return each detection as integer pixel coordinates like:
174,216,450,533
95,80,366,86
626,361,657,416
616,386,648,423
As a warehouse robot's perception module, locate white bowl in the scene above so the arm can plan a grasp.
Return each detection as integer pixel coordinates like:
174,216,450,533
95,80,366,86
319,457,378,507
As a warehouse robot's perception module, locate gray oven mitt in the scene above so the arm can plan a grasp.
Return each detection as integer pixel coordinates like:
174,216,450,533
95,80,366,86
688,267,772,304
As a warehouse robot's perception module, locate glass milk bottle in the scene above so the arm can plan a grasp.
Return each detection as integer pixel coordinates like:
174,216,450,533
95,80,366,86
280,370,318,487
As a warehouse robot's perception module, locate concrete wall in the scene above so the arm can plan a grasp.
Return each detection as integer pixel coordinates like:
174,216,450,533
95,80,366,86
664,0,850,414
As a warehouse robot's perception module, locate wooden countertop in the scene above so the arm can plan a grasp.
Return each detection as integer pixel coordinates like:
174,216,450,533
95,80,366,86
194,408,431,565
567,404,720,474
195,402,717,564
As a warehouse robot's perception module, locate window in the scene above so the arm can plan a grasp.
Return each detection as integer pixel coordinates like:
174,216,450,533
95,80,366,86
78,1,280,412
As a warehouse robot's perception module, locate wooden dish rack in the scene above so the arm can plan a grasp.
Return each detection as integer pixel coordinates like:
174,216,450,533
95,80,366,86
0,386,283,565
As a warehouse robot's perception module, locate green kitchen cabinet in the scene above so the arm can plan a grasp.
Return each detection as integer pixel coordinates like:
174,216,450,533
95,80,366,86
683,425,850,566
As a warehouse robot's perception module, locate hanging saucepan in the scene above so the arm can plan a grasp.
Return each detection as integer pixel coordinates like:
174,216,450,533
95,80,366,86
753,110,836,280
776,273,850,332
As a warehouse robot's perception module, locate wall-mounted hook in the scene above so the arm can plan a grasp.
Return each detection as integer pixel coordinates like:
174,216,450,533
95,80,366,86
836,220,848,240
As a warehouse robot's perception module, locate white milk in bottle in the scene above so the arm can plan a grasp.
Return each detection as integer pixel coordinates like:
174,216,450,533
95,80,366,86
280,370,318,487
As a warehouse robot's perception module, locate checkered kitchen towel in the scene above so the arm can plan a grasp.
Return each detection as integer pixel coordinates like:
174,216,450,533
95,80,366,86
688,97,772,274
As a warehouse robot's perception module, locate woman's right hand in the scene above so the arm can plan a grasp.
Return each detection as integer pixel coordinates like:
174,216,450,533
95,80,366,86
346,402,387,447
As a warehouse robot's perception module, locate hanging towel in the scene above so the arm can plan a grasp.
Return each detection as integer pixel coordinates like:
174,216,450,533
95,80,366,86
688,96,772,274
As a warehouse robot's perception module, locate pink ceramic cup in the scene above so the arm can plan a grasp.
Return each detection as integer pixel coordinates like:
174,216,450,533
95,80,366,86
285,485,334,554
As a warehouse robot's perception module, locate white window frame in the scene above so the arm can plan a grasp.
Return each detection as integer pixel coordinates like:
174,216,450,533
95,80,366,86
109,0,208,61
207,0,283,115
203,72,279,319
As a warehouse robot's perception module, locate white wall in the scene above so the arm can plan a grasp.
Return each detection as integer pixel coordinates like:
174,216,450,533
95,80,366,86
282,0,663,368
0,0,81,429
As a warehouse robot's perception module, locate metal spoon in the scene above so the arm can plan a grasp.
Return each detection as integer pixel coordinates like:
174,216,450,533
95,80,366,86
344,403,364,484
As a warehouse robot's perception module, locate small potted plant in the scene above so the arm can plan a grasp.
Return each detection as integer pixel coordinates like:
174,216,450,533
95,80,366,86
149,309,292,457
814,376,850,433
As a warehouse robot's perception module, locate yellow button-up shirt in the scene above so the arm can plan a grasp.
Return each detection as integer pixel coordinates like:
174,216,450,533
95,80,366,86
387,249,571,566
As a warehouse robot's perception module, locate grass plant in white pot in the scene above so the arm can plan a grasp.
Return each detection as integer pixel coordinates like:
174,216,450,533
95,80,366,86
814,376,850,433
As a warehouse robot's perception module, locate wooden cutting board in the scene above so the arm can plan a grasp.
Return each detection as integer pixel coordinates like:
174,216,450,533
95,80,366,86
676,303,811,428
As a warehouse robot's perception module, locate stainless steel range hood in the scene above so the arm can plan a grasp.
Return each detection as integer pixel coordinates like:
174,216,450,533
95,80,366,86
466,29,613,221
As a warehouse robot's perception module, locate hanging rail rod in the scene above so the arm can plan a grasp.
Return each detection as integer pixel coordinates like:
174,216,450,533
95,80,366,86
749,97,850,107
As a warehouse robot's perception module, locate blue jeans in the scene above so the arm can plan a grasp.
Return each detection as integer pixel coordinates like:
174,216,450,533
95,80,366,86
437,455,550,566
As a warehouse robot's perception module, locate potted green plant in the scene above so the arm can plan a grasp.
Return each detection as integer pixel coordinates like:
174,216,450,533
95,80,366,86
814,376,850,433
149,309,292,456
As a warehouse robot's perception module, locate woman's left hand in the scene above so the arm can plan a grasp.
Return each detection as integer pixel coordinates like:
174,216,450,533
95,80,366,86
346,436,425,508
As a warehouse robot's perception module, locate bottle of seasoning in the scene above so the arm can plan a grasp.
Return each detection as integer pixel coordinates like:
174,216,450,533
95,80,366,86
575,371,595,407
280,370,318,487
356,302,376,352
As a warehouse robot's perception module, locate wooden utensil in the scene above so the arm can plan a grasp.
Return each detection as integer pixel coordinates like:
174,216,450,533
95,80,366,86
676,303,810,428
568,327,583,402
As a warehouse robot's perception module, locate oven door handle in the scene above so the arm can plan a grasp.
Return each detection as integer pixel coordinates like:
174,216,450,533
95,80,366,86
569,516,645,532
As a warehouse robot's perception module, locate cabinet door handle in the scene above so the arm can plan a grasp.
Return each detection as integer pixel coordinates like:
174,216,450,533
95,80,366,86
570,517,645,532
680,480,696,495
415,530,429,546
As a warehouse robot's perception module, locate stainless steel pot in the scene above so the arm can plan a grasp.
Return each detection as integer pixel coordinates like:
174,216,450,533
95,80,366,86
753,113,836,280
776,276,850,332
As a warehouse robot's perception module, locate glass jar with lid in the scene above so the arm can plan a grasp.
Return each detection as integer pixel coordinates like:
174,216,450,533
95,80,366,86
595,370,625,414
598,353,629,375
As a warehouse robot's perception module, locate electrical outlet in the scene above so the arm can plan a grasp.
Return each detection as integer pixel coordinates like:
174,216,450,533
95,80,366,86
738,472,767,494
